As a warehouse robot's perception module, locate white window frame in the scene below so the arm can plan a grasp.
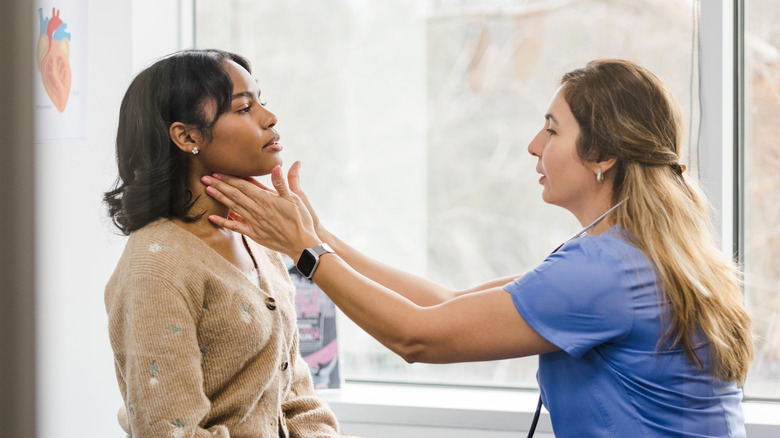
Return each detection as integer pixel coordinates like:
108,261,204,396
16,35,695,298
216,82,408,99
698,0,737,259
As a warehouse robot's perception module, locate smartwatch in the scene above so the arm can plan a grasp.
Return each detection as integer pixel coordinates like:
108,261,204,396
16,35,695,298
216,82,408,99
296,243,335,279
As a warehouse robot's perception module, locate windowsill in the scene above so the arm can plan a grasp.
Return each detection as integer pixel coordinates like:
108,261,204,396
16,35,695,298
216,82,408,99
318,382,780,436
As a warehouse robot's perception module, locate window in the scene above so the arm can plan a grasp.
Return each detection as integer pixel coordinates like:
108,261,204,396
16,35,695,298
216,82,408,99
742,0,780,400
195,0,750,391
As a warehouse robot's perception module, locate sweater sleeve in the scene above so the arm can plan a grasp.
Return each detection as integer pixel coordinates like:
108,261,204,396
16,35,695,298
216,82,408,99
110,273,231,438
282,329,340,438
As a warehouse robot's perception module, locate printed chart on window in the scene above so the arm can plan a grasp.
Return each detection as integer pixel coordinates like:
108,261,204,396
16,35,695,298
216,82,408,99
286,259,341,389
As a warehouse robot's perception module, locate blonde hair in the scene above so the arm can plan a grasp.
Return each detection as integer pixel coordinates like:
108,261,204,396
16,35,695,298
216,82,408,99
561,59,753,383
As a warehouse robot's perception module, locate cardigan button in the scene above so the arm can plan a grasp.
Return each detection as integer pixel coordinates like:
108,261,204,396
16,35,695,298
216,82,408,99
265,297,277,310
281,361,289,371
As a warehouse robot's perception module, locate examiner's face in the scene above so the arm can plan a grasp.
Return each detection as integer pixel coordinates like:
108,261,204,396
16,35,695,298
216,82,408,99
197,60,283,177
526,86,594,213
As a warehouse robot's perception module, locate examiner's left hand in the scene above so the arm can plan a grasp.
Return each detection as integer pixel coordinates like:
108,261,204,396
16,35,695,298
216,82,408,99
201,165,322,260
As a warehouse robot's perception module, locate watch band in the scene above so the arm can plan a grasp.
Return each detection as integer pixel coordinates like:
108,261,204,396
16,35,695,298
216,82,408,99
296,243,335,279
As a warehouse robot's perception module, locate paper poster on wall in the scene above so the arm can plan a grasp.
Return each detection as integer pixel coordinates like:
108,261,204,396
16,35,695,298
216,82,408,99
33,2,87,142
285,257,341,389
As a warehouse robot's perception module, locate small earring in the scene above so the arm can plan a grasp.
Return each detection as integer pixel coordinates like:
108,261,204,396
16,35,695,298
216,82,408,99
596,168,603,183
192,147,199,155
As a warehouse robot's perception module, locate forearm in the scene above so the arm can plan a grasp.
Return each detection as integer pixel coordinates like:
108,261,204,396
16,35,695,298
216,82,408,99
308,252,429,361
317,227,497,305
458,274,523,294
307,254,555,364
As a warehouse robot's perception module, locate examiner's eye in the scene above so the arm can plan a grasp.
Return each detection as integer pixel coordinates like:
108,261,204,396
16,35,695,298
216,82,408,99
237,104,251,114
546,128,556,135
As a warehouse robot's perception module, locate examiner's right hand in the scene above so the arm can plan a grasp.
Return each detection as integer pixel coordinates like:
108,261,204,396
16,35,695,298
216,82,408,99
201,165,322,261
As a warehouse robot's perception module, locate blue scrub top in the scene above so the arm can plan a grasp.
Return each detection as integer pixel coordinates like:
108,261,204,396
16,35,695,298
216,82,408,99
504,226,745,437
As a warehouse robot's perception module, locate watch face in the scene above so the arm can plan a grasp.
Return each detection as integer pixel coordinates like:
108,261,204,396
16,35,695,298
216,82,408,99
296,249,318,277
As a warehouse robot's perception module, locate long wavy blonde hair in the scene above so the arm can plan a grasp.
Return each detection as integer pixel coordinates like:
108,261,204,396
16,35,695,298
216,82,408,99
561,59,753,383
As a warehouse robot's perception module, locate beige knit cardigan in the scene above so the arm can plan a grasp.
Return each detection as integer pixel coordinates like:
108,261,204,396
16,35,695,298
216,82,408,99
105,219,341,437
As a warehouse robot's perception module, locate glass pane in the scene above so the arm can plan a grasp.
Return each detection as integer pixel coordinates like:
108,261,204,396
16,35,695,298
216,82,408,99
195,0,695,388
743,0,780,400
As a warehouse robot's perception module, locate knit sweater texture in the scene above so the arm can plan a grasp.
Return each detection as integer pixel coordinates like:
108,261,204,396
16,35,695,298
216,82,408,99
105,219,341,437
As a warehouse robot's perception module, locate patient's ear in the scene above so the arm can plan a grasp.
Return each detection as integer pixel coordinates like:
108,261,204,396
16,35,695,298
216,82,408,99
169,122,204,154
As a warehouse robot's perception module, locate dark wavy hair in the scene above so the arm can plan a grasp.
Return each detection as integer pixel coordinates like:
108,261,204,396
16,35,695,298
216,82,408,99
104,49,252,235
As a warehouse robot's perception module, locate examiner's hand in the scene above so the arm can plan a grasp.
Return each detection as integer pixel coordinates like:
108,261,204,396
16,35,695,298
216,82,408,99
201,165,321,260
286,161,324,235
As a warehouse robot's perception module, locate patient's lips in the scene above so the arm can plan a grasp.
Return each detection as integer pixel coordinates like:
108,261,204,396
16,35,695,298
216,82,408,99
37,8,72,113
263,134,282,151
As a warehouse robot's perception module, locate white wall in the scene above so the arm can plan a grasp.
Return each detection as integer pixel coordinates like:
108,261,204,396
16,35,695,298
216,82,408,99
35,1,183,437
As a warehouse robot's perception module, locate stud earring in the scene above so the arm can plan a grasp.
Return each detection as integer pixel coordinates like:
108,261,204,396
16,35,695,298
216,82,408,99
596,168,603,183
192,147,199,155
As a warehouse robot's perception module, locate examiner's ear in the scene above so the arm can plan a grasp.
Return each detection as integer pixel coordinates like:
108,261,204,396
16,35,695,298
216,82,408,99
169,122,204,155
597,157,618,173
594,157,618,183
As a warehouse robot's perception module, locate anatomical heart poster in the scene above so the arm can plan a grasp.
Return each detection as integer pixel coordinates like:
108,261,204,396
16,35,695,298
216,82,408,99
33,2,87,142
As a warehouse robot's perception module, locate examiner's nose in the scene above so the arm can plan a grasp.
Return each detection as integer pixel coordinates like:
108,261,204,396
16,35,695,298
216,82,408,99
527,130,544,157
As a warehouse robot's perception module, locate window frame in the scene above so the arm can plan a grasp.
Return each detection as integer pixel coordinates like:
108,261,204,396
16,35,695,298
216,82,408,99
698,0,737,261
185,0,774,403
181,0,780,434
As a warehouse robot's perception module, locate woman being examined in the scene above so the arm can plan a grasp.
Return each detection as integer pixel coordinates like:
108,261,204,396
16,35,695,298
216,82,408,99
104,49,341,437
203,59,753,437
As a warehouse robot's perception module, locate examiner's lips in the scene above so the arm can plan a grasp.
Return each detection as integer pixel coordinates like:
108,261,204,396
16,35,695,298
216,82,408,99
536,167,545,184
263,134,282,151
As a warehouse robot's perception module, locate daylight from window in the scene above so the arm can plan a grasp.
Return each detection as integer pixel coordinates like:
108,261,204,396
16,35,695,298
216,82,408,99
743,0,780,400
195,0,776,400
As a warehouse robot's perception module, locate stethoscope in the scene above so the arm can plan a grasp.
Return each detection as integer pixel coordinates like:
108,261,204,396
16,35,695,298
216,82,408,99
526,198,627,437
550,198,627,252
